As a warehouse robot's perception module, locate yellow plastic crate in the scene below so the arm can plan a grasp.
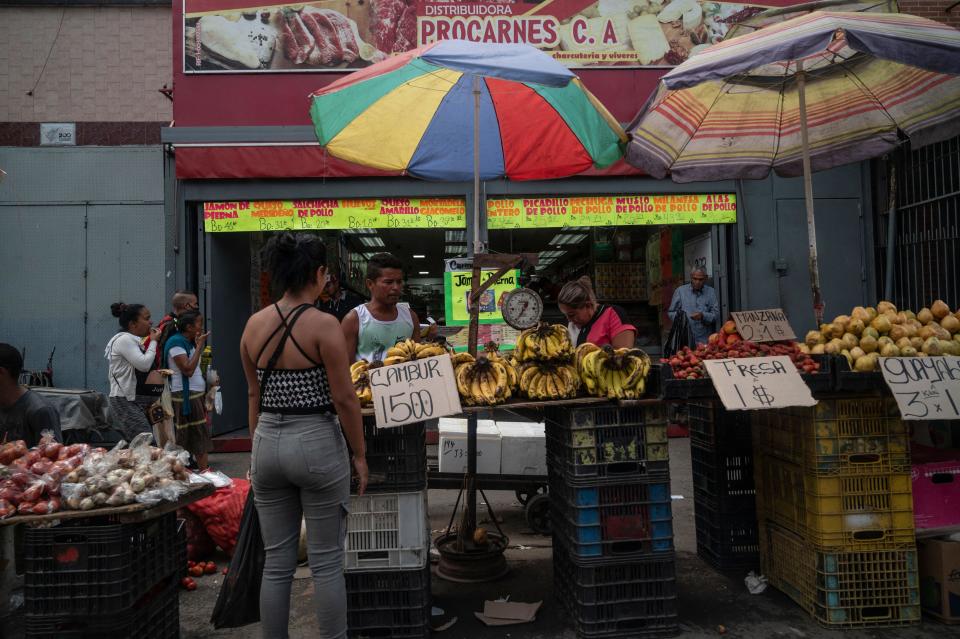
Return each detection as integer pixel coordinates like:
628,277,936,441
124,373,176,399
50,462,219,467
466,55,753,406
754,453,915,550
752,398,909,476
760,522,921,629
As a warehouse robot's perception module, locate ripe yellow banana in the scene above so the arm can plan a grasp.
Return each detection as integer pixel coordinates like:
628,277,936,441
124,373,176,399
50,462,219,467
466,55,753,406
382,356,407,366
451,352,475,367
415,344,446,359
505,361,519,389
519,365,538,392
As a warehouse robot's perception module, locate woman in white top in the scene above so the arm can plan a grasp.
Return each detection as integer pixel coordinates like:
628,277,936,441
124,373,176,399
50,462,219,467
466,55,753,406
163,310,211,469
105,302,161,440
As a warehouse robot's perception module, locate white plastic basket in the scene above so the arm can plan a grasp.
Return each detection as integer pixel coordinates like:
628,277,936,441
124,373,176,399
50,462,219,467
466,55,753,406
344,491,428,572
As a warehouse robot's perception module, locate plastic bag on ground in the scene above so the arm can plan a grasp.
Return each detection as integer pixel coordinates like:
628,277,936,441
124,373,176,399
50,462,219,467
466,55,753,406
210,488,263,629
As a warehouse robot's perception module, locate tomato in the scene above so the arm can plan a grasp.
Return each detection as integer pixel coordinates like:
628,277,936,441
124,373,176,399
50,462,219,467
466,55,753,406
222,567,229,575
204,562,217,574
187,580,197,591
187,560,196,568
189,565,204,578
181,577,193,589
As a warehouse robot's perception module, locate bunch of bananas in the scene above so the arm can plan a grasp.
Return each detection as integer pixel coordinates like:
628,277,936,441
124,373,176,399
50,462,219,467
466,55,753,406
577,344,652,399
350,359,382,406
514,323,573,362
452,353,514,405
517,360,579,400
382,339,449,366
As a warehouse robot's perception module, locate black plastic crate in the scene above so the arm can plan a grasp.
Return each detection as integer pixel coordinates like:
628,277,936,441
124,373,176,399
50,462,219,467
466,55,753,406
687,401,752,450
26,573,179,639
25,513,182,616
549,475,674,562
694,497,759,572
346,564,430,638
830,355,886,394
659,364,716,400
360,419,426,494
554,539,679,637
545,406,670,486
690,444,756,510
801,355,834,394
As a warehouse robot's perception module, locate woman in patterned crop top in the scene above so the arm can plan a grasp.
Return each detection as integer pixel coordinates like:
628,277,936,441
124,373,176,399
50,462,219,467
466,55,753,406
240,232,367,639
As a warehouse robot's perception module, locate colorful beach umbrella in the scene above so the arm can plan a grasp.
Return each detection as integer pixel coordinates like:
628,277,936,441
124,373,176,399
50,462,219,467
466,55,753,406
625,11,960,322
309,40,626,182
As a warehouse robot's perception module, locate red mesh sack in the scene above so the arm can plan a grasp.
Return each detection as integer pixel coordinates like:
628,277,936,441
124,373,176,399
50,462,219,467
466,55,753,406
179,507,216,561
187,479,250,556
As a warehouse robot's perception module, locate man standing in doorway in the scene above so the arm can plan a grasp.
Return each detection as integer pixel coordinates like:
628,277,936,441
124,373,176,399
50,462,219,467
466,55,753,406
668,268,719,346
0,343,61,446
316,272,365,322
342,253,423,363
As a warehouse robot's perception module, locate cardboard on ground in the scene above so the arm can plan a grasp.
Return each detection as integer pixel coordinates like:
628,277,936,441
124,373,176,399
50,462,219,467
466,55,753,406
703,356,816,411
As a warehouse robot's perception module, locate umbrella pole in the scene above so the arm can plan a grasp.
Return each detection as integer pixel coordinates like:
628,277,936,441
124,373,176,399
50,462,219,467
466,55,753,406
797,60,824,324
465,73,482,541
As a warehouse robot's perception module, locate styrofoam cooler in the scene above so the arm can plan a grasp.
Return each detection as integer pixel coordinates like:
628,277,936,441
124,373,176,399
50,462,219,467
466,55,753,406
437,418,501,474
497,421,546,476
344,491,428,572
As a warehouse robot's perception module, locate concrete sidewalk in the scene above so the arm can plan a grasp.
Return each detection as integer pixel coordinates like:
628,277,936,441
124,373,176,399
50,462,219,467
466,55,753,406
170,439,957,639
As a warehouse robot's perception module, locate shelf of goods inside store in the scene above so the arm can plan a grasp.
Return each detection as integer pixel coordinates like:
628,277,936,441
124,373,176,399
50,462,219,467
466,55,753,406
346,564,431,639
593,262,647,303
759,521,921,629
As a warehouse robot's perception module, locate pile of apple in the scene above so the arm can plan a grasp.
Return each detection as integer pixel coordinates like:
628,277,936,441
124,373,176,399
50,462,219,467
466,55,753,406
662,321,822,380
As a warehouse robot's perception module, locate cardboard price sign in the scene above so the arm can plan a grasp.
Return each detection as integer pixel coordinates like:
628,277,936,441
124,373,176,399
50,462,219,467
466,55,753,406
370,355,462,428
730,308,796,342
879,356,960,420
703,356,816,411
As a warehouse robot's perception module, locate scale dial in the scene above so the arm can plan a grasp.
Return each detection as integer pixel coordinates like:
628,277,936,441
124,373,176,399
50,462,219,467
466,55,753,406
501,288,544,330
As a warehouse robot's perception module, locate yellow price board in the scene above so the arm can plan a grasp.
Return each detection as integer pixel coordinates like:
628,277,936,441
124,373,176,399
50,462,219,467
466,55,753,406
444,269,520,326
204,199,466,232
487,194,736,229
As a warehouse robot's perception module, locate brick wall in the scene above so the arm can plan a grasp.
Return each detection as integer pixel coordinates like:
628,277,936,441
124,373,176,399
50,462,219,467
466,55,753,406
898,0,960,28
0,6,172,124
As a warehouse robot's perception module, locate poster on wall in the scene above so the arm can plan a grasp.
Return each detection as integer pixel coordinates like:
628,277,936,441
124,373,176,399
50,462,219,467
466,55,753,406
443,268,521,326
683,232,711,281
182,0,768,73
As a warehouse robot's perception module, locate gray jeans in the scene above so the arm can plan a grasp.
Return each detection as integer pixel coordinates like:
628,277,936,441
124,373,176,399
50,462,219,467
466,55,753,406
252,412,350,639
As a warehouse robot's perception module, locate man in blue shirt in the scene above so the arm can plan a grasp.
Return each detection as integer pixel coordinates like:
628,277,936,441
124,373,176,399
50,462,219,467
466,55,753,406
668,268,719,346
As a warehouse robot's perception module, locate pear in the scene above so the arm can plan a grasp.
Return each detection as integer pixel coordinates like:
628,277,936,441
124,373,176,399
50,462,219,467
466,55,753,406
901,346,918,357
932,300,950,320
859,335,879,354
846,318,866,336
918,308,934,324
877,301,897,315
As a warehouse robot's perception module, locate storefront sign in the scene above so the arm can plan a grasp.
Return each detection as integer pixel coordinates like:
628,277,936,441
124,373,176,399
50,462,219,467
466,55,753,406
880,356,960,420
202,199,465,232
184,0,767,73
486,195,736,229
370,355,462,428
704,356,816,411
444,269,520,326
731,308,797,343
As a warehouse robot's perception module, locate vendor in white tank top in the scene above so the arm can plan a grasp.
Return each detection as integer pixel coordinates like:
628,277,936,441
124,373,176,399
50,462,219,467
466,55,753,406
342,253,422,363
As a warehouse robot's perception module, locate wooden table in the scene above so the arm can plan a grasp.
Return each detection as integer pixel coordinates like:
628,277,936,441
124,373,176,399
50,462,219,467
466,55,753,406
0,483,216,526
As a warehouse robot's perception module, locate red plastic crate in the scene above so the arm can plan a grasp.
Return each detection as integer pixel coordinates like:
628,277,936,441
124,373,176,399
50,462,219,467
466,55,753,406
912,460,960,531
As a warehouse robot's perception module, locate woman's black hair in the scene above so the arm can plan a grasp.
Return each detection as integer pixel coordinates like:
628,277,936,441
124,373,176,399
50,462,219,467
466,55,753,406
111,302,146,331
175,310,202,333
264,232,327,296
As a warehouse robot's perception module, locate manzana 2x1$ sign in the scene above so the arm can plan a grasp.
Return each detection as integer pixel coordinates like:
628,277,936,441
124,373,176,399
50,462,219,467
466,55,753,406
203,195,736,232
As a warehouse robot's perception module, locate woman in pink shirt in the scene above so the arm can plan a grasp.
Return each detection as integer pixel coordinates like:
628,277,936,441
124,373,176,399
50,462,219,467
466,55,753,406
558,277,637,349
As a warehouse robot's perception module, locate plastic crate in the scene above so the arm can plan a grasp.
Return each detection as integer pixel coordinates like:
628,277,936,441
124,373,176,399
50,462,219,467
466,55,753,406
754,454,915,550
346,565,430,638
659,364,716,400
800,355,834,394
760,522,921,628
693,495,759,571
24,513,182,616
911,460,960,531
690,444,756,510
549,476,673,561
687,401,752,450
553,544,678,637
361,420,427,493
830,355,886,393
751,398,910,476
345,491,428,572
25,573,179,639
545,405,669,485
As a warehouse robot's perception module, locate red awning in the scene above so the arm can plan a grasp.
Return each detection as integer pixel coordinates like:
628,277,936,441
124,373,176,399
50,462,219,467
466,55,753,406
174,145,644,180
